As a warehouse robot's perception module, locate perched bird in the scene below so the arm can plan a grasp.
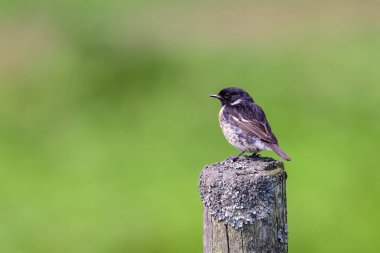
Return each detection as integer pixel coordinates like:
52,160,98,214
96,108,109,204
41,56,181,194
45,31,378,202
210,87,291,161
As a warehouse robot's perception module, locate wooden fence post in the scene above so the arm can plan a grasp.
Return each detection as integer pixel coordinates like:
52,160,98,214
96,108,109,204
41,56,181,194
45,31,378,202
198,156,288,253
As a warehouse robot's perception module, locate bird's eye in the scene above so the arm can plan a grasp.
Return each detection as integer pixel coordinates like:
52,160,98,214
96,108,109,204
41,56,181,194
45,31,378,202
224,92,230,98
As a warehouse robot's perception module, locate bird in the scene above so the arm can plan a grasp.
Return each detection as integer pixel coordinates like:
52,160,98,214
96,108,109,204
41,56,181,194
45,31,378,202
210,87,291,161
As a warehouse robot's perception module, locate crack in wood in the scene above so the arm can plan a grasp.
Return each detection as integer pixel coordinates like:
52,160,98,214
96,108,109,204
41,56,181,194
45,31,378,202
225,225,230,253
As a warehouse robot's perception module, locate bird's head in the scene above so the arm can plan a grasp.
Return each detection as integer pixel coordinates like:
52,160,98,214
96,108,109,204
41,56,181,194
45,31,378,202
210,87,254,106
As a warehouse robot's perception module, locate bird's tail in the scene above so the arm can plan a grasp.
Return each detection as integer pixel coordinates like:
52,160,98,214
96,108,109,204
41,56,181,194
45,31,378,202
266,143,291,161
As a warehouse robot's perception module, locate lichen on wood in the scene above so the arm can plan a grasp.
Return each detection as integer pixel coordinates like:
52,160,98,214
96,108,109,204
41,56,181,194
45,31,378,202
199,155,288,253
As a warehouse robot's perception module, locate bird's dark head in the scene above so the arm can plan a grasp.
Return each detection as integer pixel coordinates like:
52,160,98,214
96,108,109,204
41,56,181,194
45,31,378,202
210,87,254,106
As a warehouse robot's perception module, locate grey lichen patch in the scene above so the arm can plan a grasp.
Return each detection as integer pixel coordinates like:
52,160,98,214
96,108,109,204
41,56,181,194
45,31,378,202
199,155,285,229
278,223,288,244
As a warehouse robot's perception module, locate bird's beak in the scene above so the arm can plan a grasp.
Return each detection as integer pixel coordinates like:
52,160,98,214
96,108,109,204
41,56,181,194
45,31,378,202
209,94,221,99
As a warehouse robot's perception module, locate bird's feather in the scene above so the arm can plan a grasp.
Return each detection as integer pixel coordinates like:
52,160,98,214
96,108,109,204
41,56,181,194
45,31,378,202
225,102,278,144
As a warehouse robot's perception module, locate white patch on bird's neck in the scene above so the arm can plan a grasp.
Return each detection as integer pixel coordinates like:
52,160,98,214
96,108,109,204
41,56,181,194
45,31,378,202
230,99,242,105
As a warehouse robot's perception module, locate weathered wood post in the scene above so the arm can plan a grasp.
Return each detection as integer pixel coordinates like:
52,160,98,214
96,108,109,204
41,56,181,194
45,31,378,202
198,155,288,253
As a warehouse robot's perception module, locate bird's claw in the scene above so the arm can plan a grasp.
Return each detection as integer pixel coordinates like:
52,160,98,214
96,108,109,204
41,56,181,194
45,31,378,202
250,153,261,160
232,156,239,162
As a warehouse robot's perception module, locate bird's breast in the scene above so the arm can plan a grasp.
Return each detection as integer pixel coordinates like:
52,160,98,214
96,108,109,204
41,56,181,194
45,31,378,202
218,106,266,153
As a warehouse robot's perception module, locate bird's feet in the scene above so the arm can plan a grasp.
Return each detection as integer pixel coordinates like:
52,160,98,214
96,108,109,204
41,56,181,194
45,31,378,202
232,151,245,162
250,153,261,160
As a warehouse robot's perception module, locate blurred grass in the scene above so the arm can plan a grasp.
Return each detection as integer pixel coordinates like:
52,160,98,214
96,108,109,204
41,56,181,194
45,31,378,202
0,1,380,252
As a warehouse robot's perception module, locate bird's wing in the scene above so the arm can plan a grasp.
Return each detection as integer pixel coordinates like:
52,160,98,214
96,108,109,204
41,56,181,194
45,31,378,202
226,102,278,144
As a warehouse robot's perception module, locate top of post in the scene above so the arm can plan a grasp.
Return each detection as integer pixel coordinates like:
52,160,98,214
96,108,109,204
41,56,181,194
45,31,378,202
199,155,286,229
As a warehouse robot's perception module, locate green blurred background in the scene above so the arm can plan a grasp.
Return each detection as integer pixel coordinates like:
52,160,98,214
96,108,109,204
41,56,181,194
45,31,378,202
0,0,379,252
